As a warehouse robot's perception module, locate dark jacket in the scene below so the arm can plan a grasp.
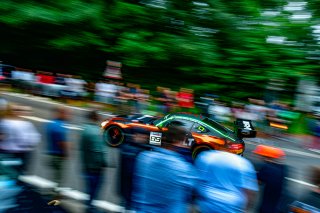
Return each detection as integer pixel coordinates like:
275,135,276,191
80,123,107,171
257,161,287,213
118,141,151,206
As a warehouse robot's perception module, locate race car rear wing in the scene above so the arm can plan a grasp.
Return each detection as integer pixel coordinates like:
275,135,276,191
234,119,257,138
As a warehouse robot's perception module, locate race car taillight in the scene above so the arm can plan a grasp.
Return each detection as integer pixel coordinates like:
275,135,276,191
227,143,244,150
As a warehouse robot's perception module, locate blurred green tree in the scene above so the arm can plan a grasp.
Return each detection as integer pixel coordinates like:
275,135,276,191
0,0,318,100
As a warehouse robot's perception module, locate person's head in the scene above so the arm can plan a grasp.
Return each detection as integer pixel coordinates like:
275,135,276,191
163,125,187,148
54,106,71,121
9,105,32,117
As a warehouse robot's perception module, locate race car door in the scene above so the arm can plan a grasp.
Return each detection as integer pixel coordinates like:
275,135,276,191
164,118,195,147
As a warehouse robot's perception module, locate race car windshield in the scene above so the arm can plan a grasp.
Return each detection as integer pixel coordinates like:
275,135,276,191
203,118,228,134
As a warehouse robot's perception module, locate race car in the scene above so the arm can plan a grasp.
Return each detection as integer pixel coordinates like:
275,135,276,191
101,112,256,158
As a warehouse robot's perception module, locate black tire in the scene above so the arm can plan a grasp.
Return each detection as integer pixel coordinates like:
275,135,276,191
104,125,125,147
192,145,212,160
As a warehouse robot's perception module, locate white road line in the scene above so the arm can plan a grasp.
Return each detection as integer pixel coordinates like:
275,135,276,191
285,177,317,187
281,147,320,159
59,189,89,201
18,175,58,189
2,92,62,106
308,148,320,154
18,175,123,212
245,141,320,159
62,124,84,131
19,115,52,123
20,116,84,131
2,92,114,117
2,92,88,112
93,200,124,213
18,174,315,213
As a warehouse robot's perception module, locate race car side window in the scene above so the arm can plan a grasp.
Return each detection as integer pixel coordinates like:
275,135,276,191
192,123,209,133
166,119,194,131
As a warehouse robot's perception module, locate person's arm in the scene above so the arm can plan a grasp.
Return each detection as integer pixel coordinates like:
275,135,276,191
25,122,41,147
240,160,259,211
59,141,70,157
244,189,257,212
58,126,70,157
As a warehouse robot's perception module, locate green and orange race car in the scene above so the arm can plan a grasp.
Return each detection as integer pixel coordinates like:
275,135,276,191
101,112,256,159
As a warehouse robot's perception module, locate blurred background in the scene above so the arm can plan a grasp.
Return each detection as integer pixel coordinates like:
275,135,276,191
0,0,320,213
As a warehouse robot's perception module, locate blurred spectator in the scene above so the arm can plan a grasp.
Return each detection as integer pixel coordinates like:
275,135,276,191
307,113,320,150
95,80,117,104
36,71,55,84
11,70,35,82
60,75,78,99
0,98,19,212
177,88,194,112
208,101,232,123
195,150,258,213
246,99,268,129
296,167,320,209
116,86,132,115
253,145,287,213
94,80,104,103
0,98,8,142
131,126,197,212
231,102,245,119
0,105,40,175
127,83,139,113
63,75,87,100
54,73,67,86
104,80,117,105
46,106,71,185
118,127,151,211
80,111,107,213
136,89,150,114
155,87,171,114
196,94,216,117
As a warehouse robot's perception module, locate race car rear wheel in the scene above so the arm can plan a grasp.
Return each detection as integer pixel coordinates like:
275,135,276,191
192,145,212,160
104,125,125,147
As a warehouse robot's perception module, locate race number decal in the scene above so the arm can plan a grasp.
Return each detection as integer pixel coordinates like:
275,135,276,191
149,132,162,145
242,121,252,130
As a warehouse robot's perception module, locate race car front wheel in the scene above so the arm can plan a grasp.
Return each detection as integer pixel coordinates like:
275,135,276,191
192,145,212,160
104,125,125,147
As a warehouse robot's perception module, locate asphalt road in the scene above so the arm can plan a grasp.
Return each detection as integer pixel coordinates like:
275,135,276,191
2,92,320,212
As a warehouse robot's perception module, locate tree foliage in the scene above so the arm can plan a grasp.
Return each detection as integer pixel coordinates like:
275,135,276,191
0,0,319,100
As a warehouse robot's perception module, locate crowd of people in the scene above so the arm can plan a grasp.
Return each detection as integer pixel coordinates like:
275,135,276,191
200,97,320,151
93,82,195,116
9,70,196,116
7,69,320,152
8,70,320,152
0,96,319,213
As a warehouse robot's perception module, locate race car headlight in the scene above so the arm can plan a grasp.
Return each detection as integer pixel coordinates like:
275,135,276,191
101,121,108,127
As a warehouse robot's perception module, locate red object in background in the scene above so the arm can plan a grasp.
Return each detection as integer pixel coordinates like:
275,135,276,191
177,91,194,108
37,74,55,84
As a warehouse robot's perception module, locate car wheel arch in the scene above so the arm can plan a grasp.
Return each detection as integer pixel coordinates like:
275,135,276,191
192,144,213,160
103,125,125,147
